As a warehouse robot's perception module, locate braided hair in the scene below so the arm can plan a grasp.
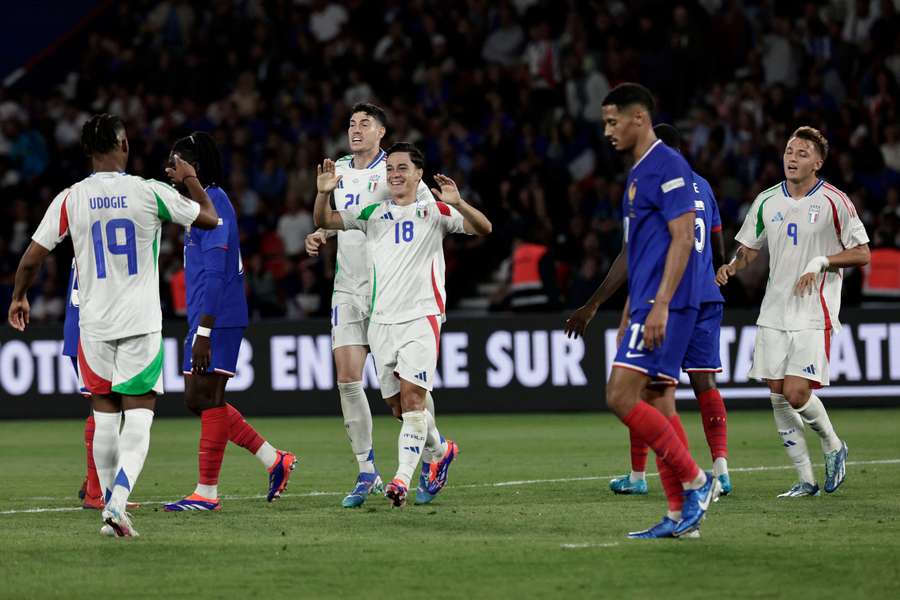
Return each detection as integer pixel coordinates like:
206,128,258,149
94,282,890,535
171,131,223,187
81,113,126,157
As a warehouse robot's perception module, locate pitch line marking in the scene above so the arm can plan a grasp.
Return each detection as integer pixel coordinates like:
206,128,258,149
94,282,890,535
2,458,898,516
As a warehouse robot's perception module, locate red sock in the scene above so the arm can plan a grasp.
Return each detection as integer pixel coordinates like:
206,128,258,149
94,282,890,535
622,401,699,484
697,388,728,460
656,454,683,513
199,406,230,486
84,416,101,498
630,428,649,473
226,403,265,454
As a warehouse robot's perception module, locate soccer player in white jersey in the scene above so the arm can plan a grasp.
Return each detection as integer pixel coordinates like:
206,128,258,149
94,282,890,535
8,114,219,536
313,142,492,507
305,104,442,507
717,126,870,497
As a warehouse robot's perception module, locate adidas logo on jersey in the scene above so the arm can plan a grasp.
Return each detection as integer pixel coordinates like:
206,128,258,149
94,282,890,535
414,371,428,382
802,364,817,375
380,211,394,220
771,211,784,222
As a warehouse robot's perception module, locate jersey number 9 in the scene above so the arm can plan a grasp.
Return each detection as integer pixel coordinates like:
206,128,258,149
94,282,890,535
787,223,798,246
91,218,138,278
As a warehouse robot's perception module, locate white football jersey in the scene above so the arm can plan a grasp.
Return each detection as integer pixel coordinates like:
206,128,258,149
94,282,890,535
735,179,869,331
341,199,469,324
32,172,200,341
332,150,435,313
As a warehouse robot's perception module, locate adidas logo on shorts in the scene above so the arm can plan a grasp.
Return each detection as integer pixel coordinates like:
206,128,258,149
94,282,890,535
802,364,817,375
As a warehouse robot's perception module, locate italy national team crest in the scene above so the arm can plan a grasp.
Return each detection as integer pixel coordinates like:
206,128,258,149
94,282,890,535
808,204,820,224
415,201,429,219
368,174,379,192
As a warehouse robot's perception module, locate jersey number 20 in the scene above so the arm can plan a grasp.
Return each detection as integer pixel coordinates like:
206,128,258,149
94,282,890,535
91,219,137,278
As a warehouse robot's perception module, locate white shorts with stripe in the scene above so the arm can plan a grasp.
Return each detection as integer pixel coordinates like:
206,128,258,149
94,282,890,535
368,316,441,398
748,326,831,388
78,331,164,395
331,303,370,349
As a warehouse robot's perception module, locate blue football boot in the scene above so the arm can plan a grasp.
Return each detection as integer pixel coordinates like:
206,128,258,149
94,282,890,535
342,471,384,508
673,471,719,537
608,475,649,495
824,441,848,493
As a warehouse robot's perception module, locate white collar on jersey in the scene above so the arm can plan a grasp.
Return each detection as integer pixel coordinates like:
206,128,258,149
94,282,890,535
350,149,386,170
630,139,662,172
781,178,825,199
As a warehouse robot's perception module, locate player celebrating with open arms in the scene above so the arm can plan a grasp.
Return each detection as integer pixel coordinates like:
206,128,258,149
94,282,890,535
163,132,296,513
314,143,491,507
717,127,869,497
8,114,219,537
305,104,444,507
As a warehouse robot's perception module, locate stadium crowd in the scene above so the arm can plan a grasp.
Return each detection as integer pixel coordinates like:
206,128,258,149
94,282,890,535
1,0,899,321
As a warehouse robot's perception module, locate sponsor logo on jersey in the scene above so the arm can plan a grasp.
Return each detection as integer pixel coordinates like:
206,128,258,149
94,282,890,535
771,211,784,223
808,204,820,224
380,211,394,220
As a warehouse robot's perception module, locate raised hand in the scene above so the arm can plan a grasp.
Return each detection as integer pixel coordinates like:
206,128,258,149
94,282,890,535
165,154,198,185
431,173,462,205
316,159,342,194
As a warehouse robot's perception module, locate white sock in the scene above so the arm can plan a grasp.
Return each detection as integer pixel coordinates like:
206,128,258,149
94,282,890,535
423,404,448,465
713,457,729,477
396,410,428,486
194,483,218,499
339,381,375,473
771,393,815,484
629,471,646,483
422,392,440,464
255,441,278,470
92,411,121,503
796,394,842,454
682,470,707,490
667,510,682,522
108,408,154,512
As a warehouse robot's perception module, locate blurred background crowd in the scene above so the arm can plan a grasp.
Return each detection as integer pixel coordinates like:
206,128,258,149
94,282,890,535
1,0,899,322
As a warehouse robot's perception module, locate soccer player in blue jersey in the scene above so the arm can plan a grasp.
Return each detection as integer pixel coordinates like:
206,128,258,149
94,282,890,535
566,124,732,502
596,84,718,538
163,133,296,512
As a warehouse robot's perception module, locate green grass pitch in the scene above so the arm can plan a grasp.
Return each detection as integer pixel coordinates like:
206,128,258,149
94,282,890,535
1,409,899,599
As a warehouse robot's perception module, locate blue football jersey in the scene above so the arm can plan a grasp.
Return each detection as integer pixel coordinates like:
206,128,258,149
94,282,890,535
623,140,702,311
692,172,724,305
183,186,248,328
62,260,79,358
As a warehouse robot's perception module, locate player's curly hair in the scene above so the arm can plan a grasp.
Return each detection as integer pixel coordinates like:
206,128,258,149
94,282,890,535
386,142,424,169
81,113,125,157
171,131,223,187
791,126,829,162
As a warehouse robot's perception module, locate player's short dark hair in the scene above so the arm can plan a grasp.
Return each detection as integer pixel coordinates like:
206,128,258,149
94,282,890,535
81,113,126,157
171,132,224,187
601,83,655,114
791,126,829,162
350,103,388,128
386,142,424,169
654,123,682,150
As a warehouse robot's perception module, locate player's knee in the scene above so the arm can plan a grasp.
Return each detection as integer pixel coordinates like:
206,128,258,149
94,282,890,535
783,386,810,409
689,373,716,394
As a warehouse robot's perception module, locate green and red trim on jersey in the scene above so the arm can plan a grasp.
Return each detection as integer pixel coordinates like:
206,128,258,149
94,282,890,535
77,340,111,395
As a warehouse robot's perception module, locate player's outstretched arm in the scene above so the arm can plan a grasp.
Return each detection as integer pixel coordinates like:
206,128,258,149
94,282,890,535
313,160,347,231
716,244,759,286
167,154,219,229
8,241,50,331
564,247,627,338
644,211,695,350
431,174,492,235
